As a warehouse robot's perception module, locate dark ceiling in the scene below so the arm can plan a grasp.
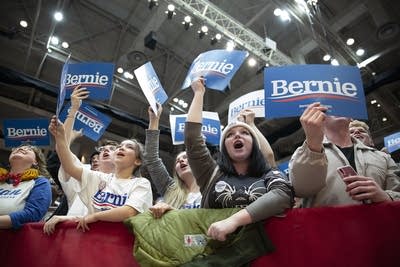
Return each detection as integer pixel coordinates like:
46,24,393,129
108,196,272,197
0,0,399,166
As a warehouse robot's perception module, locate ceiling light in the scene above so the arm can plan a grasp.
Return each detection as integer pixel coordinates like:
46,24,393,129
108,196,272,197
370,99,377,104
198,26,208,39
148,0,158,10
273,8,282,16
123,71,134,79
173,98,178,102
54,11,63,22
117,67,124,74
323,54,331,61
356,48,365,56
372,72,376,76
166,4,176,19
210,34,222,45
50,36,59,45
330,59,339,66
377,104,381,107
182,16,192,30
19,20,28,28
382,117,387,122
226,40,235,51
61,41,69,49
170,107,174,111
279,10,291,22
182,103,188,108
47,48,52,53
248,58,257,67
178,99,184,105
346,38,355,46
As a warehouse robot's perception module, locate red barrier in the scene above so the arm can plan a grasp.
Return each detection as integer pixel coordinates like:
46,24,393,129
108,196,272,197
1,202,399,267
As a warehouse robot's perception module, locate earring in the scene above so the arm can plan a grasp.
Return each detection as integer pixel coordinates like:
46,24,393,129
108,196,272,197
32,163,39,169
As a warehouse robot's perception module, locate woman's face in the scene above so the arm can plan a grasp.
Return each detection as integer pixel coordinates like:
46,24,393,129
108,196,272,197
113,140,141,168
9,145,37,167
175,151,192,179
223,126,253,163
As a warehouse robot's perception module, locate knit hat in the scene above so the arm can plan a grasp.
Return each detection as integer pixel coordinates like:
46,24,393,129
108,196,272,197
220,121,259,150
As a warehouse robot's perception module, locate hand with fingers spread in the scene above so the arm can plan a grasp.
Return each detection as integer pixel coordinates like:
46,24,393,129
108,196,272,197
300,102,328,152
148,104,163,130
76,214,98,232
237,109,256,126
343,175,391,203
43,215,77,235
149,202,174,219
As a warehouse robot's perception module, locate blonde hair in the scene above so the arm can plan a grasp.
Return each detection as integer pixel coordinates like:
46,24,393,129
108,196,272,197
349,120,370,133
163,152,189,208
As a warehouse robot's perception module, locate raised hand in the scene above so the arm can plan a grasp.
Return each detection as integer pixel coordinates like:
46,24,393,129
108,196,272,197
237,109,256,125
70,85,89,110
148,103,162,130
300,102,328,152
190,77,206,94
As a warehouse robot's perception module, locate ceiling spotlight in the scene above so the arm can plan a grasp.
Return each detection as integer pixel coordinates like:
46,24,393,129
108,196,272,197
330,58,339,66
279,10,291,21
123,71,134,79
117,67,124,74
346,38,355,46
226,40,235,51
248,58,257,67
148,0,158,10
382,117,387,122
323,54,331,61
182,16,193,30
166,4,176,19
170,107,174,111
50,36,59,45
19,20,28,28
273,8,282,16
47,48,52,53
54,11,63,22
356,48,365,56
370,99,377,104
178,99,184,105
182,103,188,108
198,25,208,39
61,41,69,49
173,97,178,103
372,72,376,76
210,33,222,45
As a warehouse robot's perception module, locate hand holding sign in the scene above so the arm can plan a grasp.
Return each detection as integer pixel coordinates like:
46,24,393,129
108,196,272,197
70,85,89,110
300,102,328,152
148,104,163,130
237,109,256,126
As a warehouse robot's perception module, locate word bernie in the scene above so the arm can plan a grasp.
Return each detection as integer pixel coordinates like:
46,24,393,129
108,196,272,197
388,137,400,147
76,111,104,133
230,96,264,118
65,72,109,87
7,126,47,138
270,77,358,99
191,59,234,75
178,123,218,135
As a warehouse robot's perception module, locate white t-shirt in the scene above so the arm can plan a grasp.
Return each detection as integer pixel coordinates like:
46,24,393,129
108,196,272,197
181,192,202,209
0,180,35,214
77,168,153,214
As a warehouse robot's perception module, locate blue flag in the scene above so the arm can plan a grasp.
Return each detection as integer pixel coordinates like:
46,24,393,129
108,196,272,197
384,132,400,153
181,49,248,91
59,103,112,141
264,64,368,119
3,118,50,147
64,63,115,100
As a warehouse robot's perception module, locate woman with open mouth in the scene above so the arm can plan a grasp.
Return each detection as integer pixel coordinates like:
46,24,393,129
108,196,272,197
185,77,294,242
144,104,201,219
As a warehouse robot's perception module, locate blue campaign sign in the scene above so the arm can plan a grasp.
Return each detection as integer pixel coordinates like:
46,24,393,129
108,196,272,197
59,103,112,141
56,57,70,118
63,63,115,100
264,65,368,120
384,132,400,153
134,62,168,113
3,118,50,147
181,49,248,91
170,112,221,146
277,161,289,176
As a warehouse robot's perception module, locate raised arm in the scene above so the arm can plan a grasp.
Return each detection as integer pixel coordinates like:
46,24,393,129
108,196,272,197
238,109,276,167
144,105,173,196
49,115,84,181
186,78,206,123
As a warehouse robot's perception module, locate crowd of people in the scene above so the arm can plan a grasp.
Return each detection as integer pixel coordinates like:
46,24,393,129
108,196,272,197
1,79,399,251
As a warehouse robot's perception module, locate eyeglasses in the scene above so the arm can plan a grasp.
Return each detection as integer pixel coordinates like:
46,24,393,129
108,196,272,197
95,145,117,153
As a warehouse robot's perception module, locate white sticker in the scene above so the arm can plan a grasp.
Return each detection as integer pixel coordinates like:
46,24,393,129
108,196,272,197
214,180,227,193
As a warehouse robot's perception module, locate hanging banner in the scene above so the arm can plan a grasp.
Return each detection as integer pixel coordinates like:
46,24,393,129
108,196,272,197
169,112,221,146
384,132,400,153
181,49,248,91
63,63,115,100
228,89,265,124
264,64,368,119
134,62,168,113
59,103,112,141
3,118,50,147
56,55,70,118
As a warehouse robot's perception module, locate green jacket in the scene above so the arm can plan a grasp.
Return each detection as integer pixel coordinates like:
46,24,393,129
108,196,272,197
124,208,274,267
